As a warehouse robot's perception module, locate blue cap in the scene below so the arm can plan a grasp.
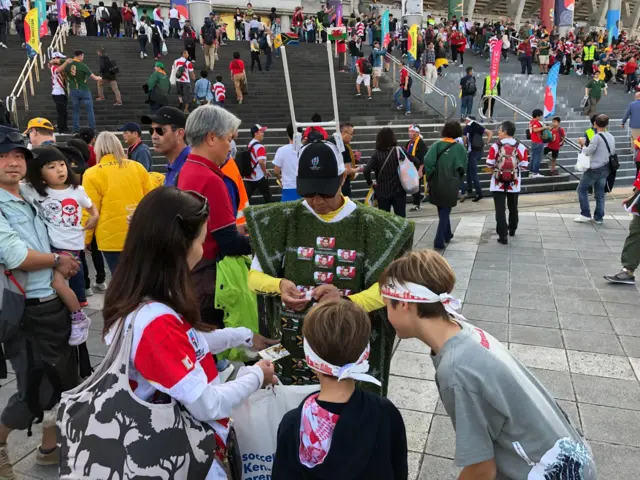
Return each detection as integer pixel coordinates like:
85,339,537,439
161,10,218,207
119,122,142,135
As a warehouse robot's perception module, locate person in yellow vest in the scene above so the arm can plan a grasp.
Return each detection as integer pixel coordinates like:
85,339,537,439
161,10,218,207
406,124,427,212
481,75,500,119
583,41,596,77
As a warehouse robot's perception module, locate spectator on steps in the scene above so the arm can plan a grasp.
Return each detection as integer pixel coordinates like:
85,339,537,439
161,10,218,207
150,20,163,59
121,122,152,171
341,122,360,197
393,60,411,115
201,17,217,71
406,124,427,212
109,1,122,37
137,18,151,58
194,70,213,105
146,62,170,113
243,124,272,204
250,32,262,72
273,123,300,202
528,109,548,177
173,50,195,114
122,1,134,37
46,1,59,38
152,3,163,34
621,92,640,146
348,34,359,73
168,3,179,38
355,51,372,100
463,116,492,202
213,76,225,107
141,106,189,186
459,66,477,120
583,71,607,117
67,0,82,36
74,127,97,166
372,40,386,92
58,51,102,132
83,0,97,37
49,52,69,133
96,47,123,107
517,37,533,75
96,1,109,37
182,20,196,62
229,52,246,105
25,117,56,148
14,6,26,44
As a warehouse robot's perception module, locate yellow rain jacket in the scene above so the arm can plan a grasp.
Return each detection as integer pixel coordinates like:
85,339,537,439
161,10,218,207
83,154,153,252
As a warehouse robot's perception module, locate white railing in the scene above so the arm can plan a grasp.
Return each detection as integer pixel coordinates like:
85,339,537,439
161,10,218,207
385,53,457,120
6,23,69,128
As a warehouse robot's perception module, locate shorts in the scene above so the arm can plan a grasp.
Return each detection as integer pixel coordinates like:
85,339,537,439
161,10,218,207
357,74,371,86
72,16,82,24
538,55,549,65
543,147,559,159
177,82,192,103
372,66,382,77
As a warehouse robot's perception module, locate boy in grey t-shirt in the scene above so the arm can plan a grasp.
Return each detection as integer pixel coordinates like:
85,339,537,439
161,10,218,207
380,250,597,480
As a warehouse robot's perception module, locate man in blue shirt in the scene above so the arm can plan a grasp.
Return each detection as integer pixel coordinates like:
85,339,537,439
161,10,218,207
371,40,386,92
141,106,189,185
0,126,80,476
120,122,153,171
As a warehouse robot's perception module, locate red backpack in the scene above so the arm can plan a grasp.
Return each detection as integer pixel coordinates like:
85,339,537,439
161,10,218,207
495,140,521,184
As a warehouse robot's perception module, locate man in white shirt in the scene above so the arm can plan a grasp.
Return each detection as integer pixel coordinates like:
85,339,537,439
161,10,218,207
0,0,12,48
273,123,300,202
49,52,69,132
244,124,272,203
152,4,163,33
173,50,195,113
168,3,179,38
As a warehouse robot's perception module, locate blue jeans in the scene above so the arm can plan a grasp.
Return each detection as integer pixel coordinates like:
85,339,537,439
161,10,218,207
520,55,533,74
466,150,483,196
434,207,452,248
68,258,86,303
393,88,410,111
103,251,121,275
578,165,609,221
530,142,544,174
351,55,358,73
461,95,474,118
70,90,95,132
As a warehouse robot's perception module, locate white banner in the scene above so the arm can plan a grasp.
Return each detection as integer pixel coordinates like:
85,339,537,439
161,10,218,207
402,0,422,16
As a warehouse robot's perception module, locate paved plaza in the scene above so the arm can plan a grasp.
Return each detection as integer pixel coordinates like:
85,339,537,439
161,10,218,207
3,197,639,480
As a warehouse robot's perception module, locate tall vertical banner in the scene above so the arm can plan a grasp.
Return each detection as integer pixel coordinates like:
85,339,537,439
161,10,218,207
57,0,67,24
36,0,47,37
540,0,555,28
489,39,502,90
24,8,40,53
606,9,620,45
543,62,560,118
448,0,463,21
381,10,390,48
402,0,423,17
555,0,574,26
407,24,418,61
173,0,188,20
335,3,342,26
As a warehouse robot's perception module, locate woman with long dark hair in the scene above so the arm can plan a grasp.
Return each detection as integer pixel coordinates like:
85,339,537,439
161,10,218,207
102,187,276,477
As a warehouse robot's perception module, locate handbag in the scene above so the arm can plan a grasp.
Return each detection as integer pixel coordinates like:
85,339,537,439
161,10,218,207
57,305,231,479
598,133,619,171
396,147,420,194
575,149,590,172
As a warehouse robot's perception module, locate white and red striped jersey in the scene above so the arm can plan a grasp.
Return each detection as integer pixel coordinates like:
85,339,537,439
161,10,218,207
105,301,263,479
246,138,266,181
213,81,225,103
51,65,66,96
486,139,528,193
528,35,538,48
356,22,365,37
173,57,193,83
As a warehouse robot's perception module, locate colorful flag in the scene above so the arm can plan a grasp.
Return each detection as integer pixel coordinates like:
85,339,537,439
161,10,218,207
448,0,463,21
173,0,188,20
489,39,502,90
543,62,560,118
540,0,555,28
328,26,347,41
36,0,47,37
335,3,342,26
57,0,67,23
555,0,574,27
381,10,390,48
408,24,418,61
24,8,40,54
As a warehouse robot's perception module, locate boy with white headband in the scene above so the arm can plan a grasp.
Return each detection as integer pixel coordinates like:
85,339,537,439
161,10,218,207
273,300,408,479
379,250,597,480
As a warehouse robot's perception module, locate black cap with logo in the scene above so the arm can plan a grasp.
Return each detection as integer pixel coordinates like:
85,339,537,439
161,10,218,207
141,106,187,129
296,141,346,198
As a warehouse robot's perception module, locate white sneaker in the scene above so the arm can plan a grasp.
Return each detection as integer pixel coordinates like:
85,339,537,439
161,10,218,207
372,87,381,92
574,215,593,223
69,311,91,346
143,53,148,57
85,287,94,297
94,282,108,291
0,43,6,49
593,219,603,225
396,105,404,110
459,64,464,67
140,52,144,59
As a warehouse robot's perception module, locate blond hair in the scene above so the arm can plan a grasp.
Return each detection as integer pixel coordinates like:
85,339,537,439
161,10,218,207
379,250,456,319
94,131,127,165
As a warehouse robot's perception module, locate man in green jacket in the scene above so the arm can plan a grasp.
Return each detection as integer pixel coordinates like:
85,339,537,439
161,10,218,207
146,61,170,113
584,71,607,116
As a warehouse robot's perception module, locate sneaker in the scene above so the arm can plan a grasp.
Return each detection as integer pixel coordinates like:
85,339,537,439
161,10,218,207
94,282,108,291
472,195,483,202
143,53,148,57
355,93,362,96
79,301,89,308
372,87,381,92
459,63,464,67
0,443,14,479
593,219,603,225
0,43,7,49
238,99,243,104
574,215,593,223
35,447,59,466
405,111,411,115
85,287,94,297
409,205,420,212
396,105,404,110
604,269,636,285
69,311,91,346
140,52,144,59
114,102,123,106
497,237,508,245
368,96,372,100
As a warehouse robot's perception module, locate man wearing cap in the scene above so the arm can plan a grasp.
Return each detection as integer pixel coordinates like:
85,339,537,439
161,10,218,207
24,118,56,148
463,116,492,202
57,51,102,132
406,124,427,212
146,62,170,113
243,124,272,203
121,122,152,171
0,126,81,475
245,139,414,396
141,106,189,185
49,52,69,133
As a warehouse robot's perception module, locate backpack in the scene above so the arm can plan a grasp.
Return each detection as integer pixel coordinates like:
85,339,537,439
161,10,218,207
100,7,109,21
0,210,26,346
362,59,373,74
203,25,214,45
108,59,119,75
237,149,255,178
139,25,146,35
470,131,484,151
541,129,553,143
368,53,374,65
462,76,477,96
494,141,520,184
152,26,161,41
259,35,268,50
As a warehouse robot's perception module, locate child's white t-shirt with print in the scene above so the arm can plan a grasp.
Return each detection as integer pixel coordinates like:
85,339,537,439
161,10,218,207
25,185,93,251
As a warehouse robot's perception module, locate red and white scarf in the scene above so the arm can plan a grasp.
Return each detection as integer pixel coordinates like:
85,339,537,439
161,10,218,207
299,394,340,468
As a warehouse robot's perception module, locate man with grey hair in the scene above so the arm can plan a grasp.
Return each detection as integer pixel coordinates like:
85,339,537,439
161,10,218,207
177,105,251,327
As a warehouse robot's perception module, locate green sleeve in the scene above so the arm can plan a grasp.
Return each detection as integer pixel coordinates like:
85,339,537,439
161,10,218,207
147,72,157,90
424,141,438,177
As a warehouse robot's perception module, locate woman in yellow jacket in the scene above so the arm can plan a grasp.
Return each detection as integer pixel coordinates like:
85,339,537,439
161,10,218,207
83,131,153,274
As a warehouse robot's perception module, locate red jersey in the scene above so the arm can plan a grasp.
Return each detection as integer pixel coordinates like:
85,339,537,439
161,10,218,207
400,67,409,86
229,59,245,76
174,57,193,83
547,127,565,150
529,118,543,144
624,61,638,75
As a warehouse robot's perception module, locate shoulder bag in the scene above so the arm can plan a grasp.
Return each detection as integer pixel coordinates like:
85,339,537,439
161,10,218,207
598,133,619,172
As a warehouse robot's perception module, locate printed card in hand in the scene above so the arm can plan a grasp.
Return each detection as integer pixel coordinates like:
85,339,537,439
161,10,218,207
258,344,291,362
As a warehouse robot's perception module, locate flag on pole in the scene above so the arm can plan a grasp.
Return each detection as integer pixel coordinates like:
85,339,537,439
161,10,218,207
335,3,342,26
408,24,418,61
36,0,47,37
328,26,347,41
381,10,390,48
489,39,502,90
543,62,560,118
57,0,67,23
25,8,40,53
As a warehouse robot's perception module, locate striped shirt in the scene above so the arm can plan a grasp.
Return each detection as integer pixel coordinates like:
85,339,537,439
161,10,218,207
51,65,66,96
486,139,528,193
246,139,266,181
356,22,364,37
213,81,225,102
173,57,193,83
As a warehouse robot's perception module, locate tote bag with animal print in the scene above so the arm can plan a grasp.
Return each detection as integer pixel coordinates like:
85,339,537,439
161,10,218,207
56,308,218,479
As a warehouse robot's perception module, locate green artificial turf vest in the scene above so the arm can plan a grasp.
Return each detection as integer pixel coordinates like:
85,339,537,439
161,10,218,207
245,200,414,396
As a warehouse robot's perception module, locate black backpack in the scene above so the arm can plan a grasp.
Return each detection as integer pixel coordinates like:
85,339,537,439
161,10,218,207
599,133,619,171
152,26,161,41
462,76,477,96
176,64,185,80
471,132,484,151
203,25,214,45
139,25,146,35
100,7,109,21
237,149,255,178
108,59,119,75
362,59,373,74
259,35,268,50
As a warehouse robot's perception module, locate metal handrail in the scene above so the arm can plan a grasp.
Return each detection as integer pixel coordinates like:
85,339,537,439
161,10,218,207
7,23,69,128
385,53,457,120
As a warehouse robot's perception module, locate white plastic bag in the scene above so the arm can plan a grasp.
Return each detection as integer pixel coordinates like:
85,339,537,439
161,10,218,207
169,61,177,85
161,40,168,55
232,383,319,479
575,150,590,172
397,147,420,194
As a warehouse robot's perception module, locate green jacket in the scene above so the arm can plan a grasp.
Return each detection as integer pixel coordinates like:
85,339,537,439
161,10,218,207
424,140,467,208
147,70,170,103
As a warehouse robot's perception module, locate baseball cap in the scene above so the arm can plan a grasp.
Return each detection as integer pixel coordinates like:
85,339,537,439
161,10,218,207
154,61,165,69
24,117,54,134
119,122,142,135
250,124,268,135
0,125,33,159
296,141,345,198
141,106,186,128
75,127,96,145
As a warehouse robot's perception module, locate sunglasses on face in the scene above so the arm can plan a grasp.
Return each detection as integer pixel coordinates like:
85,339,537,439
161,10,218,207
0,132,27,145
149,126,172,136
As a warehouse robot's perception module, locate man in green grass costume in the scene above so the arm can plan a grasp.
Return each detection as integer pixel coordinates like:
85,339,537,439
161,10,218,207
245,140,414,395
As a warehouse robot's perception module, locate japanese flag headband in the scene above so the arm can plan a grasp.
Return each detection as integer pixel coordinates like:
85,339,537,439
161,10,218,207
304,339,381,387
380,279,464,320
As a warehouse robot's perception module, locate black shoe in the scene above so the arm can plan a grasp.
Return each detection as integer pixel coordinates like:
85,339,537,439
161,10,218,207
509,229,516,237
472,195,483,202
446,234,454,243
497,238,508,245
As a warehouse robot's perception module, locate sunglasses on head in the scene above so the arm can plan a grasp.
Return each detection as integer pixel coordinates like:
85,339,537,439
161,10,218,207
0,132,27,145
177,190,210,221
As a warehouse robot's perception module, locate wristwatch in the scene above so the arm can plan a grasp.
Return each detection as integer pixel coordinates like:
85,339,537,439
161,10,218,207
53,253,61,268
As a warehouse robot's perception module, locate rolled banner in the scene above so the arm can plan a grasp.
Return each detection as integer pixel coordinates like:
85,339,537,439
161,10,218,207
381,10,390,48
543,62,561,119
335,2,342,26
489,39,502,91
